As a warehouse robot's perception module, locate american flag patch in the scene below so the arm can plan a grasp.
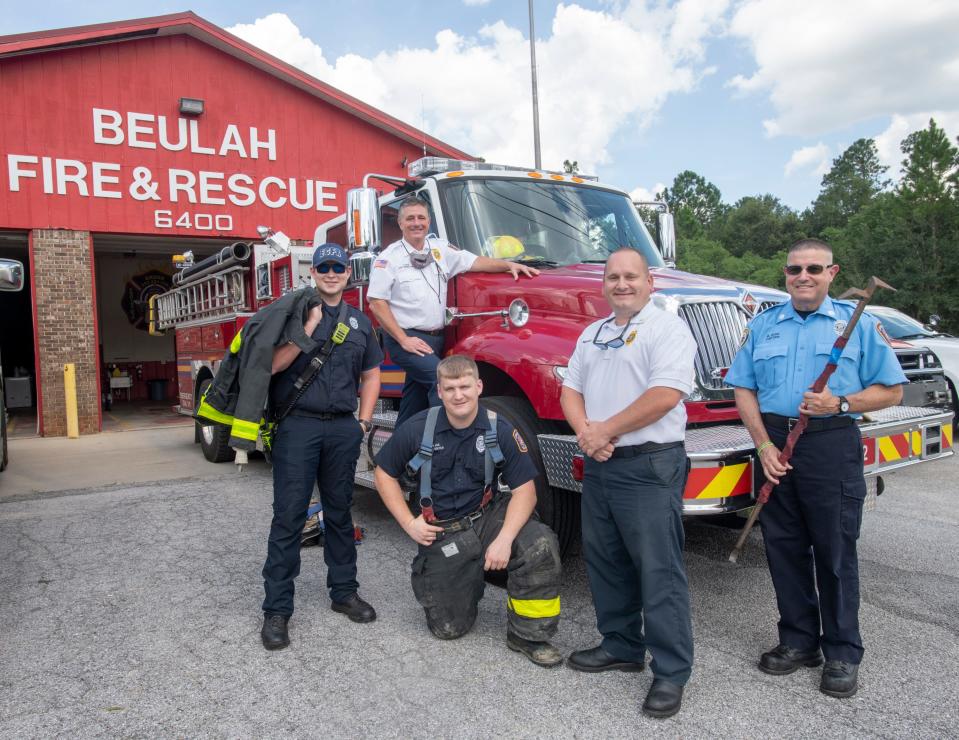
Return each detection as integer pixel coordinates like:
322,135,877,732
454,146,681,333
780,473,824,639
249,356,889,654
374,259,389,268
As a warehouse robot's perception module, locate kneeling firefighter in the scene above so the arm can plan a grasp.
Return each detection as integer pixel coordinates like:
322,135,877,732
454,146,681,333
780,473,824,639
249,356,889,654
373,354,563,666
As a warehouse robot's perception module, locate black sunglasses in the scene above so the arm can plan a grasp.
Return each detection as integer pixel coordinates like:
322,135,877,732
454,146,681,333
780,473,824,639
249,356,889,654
784,264,833,276
315,262,347,274
590,317,632,350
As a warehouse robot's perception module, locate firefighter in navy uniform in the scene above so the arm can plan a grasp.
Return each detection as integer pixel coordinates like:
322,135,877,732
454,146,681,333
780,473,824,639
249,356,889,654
726,238,906,698
373,355,563,667
260,243,382,650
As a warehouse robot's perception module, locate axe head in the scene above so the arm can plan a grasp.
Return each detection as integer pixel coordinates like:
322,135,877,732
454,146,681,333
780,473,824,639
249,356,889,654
838,275,896,302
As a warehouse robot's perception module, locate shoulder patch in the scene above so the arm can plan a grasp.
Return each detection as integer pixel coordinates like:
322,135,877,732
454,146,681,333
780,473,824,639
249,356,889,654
373,259,389,268
738,326,750,349
877,322,894,347
512,429,529,453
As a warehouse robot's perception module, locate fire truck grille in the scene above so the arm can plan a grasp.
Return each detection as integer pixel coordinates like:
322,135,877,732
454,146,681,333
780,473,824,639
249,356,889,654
678,301,752,390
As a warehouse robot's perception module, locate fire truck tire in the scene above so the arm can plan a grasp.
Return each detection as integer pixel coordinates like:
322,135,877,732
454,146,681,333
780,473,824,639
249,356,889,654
196,379,234,463
482,396,579,557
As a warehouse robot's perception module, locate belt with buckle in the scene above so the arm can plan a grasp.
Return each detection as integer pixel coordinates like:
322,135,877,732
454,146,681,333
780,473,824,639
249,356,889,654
433,505,488,533
408,328,444,337
289,410,354,421
609,440,684,459
762,412,855,433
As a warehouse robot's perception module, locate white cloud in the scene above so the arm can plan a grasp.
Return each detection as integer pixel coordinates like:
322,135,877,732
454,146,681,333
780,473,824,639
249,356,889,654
873,112,959,175
726,0,959,138
228,3,726,172
630,183,667,203
784,143,829,177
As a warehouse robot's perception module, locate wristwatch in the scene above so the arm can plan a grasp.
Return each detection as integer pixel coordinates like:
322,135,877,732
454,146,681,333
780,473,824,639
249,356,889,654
837,396,850,414
359,419,373,433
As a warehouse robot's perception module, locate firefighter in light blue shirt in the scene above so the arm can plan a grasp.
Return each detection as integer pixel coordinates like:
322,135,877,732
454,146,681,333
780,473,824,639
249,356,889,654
725,238,906,700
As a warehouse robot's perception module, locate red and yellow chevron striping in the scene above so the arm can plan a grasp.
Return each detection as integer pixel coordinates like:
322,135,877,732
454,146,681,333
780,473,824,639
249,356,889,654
878,431,922,463
685,463,752,500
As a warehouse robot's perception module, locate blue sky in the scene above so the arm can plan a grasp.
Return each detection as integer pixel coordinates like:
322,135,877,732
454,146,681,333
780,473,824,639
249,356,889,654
3,1,957,212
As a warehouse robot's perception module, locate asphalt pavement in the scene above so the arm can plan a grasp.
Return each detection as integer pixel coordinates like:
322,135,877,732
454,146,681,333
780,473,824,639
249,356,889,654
1,428,957,738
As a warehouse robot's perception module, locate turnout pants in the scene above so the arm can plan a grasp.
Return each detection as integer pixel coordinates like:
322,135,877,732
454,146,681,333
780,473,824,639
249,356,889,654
383,331,445,427
262,414,364,615
581,445,694,685
760,423,866,664
410,494,562,641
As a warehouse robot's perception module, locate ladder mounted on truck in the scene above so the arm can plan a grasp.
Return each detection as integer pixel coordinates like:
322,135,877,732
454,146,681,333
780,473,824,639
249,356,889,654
149,267,248,333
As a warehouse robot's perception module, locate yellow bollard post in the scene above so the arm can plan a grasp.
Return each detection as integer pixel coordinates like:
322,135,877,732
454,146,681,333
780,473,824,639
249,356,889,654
63,363,79,438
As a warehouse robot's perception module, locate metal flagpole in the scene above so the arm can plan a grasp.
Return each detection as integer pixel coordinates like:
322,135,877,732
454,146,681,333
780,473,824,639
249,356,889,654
528,0,542,169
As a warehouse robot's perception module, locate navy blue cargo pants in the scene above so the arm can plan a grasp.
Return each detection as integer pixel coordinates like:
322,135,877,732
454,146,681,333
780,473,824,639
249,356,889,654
262,413,363,616
581,445,694,685
383,330,445,427
760,423,866,664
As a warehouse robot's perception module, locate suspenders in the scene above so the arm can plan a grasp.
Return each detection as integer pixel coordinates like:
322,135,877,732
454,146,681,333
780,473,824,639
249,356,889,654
406,407,505,523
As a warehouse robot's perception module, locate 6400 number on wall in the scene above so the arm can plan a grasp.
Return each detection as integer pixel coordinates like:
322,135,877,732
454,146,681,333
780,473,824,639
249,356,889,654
154,210,233,231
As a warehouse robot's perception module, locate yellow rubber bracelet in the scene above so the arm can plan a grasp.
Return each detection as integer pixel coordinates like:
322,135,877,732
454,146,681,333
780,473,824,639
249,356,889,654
756,440,774,455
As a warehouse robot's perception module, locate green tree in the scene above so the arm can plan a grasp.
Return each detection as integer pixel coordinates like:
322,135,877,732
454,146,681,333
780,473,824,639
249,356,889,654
660,170,726,239
676,235,786,289
806,138,890,234
717,194,805,258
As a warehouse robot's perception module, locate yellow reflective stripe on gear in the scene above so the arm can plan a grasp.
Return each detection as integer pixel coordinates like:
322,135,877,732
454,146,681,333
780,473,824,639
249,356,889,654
196,398,234,426
231,418,261,441
230,329,243,354
507,596,560,618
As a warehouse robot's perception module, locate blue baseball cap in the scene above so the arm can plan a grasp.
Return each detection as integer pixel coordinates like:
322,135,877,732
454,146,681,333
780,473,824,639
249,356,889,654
312,242,350,268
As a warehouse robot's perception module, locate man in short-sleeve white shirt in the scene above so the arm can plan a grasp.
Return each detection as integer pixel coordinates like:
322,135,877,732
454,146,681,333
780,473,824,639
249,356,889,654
560,248,696,719
368,196,538,426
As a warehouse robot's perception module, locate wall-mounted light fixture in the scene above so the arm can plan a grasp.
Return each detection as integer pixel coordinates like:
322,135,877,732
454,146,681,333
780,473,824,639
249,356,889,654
179,97,204,115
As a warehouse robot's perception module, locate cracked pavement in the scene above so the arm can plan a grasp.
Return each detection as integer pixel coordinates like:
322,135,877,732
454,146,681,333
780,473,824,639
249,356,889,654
1,432,956,738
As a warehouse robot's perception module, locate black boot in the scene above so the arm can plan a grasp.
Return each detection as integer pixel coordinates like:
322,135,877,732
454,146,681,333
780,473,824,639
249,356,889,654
820,661,859,698
566,644,645,673
759,644,824,675
261,614,290,650
331,593,376,623
642,679,684,719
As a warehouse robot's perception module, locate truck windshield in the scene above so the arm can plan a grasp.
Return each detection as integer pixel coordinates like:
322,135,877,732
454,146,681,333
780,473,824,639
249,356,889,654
439,178,663,267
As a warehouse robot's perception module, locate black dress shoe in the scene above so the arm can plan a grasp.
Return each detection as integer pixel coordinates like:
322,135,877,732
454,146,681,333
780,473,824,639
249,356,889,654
820,660,859,698
331,593,377,623
261,613,290,650
759,644,824,675
566,644,645,673
642,679,684,719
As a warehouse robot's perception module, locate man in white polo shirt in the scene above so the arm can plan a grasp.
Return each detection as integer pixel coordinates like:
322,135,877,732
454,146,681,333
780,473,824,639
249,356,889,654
560,248,696,719
367,195,538,427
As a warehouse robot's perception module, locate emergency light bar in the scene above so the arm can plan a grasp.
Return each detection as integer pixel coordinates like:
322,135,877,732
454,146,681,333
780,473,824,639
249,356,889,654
408,157,598,182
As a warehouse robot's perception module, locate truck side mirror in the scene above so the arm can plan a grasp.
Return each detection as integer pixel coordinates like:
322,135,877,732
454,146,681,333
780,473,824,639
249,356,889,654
658,212,676,267
347,187,382,252
0,258,24,292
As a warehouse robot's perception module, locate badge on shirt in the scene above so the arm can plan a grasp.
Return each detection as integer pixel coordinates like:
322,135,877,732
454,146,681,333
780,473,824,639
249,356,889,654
475,435,486,453
431,247,442,262
877,322,894,346
349,316,359,329
625,330,637,346
834,320,847,335
513,429,528,453
739,327,750,348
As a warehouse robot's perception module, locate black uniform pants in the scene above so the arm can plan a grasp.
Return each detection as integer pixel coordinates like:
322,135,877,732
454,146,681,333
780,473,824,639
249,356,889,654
383,331,445,427
410,494,561,642
262,414,363,615
760,423,866,664
581,445,694,685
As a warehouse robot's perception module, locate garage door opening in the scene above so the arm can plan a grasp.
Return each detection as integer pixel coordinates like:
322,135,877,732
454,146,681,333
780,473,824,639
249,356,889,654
94,234,231,432
0,235,37,440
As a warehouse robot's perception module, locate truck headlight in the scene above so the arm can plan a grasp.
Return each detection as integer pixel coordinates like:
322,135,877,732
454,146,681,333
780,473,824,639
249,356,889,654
508,298,530,328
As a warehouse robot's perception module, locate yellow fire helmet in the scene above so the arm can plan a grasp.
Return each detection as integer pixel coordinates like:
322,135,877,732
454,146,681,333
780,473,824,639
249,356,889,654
489,235,525,259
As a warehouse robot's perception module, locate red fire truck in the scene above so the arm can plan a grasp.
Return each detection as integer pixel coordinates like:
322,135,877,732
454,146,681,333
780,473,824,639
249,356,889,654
152,158,954,552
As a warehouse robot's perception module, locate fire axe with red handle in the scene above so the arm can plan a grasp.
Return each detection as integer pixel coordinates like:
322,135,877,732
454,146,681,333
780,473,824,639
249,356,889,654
728,276,894,564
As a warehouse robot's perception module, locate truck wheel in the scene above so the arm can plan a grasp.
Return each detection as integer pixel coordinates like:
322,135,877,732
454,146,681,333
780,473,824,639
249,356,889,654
482,396,579,557
196,379,235,463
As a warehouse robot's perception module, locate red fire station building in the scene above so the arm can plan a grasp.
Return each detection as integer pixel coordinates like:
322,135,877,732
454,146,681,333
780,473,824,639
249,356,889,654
0,12,467,437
